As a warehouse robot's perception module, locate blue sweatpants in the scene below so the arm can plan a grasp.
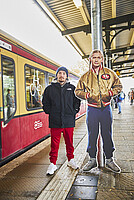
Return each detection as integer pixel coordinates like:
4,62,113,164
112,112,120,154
86,105,115,159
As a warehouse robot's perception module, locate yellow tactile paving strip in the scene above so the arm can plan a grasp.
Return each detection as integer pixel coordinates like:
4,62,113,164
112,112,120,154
1,102,133,200
0,116,87,200
37,134,88,200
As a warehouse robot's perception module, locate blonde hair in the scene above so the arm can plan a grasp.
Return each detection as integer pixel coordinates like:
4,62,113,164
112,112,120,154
89,49,104,59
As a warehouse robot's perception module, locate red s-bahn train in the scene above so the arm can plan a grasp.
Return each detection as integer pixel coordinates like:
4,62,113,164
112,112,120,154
0,30,86,166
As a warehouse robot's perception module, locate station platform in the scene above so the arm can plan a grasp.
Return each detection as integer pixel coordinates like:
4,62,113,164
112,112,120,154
0,101,134,200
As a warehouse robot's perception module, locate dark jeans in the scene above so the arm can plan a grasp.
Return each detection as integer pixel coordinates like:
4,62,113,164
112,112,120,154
86,105,115,159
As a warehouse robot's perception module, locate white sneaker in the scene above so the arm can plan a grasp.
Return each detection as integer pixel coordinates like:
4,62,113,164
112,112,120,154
67,159,79,170
46,163,57,175
106,158,121,173
83,158,97,172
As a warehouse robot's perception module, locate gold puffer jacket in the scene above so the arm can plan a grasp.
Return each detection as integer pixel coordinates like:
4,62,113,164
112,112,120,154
75,67,122,108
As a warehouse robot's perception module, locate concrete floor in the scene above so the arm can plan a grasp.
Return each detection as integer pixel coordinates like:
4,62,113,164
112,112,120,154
0,101,134,200
0,115,87,200
96,101,134,200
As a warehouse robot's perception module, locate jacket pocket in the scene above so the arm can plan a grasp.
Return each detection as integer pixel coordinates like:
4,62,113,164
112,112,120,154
101,92,111,102
88,92,99,103
65,103,75,115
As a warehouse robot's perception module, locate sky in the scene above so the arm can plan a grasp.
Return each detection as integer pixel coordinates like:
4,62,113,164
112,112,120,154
0,0,82,68
0,0,134,94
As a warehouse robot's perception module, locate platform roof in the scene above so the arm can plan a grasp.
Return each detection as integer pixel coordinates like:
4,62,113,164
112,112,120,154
35,0,134,78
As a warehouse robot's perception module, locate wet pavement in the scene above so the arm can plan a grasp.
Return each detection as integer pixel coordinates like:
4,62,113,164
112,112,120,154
0,115,87,200
0,101,134,200
97,102,134,200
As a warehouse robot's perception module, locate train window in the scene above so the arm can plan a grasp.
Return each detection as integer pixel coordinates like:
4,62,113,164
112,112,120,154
48,73,55,85
25,65,45,110
1,56,16,124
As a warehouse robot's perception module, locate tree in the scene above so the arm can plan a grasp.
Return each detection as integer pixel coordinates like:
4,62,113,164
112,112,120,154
70,60,89,76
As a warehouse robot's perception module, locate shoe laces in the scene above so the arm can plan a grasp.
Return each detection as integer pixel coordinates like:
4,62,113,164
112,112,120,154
86,159,95,166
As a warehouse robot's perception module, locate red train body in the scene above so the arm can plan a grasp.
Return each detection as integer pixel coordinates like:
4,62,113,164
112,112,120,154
0,30,86,166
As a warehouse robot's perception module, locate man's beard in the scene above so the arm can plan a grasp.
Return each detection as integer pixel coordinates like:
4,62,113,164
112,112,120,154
59,80,64,83
58,79,66,85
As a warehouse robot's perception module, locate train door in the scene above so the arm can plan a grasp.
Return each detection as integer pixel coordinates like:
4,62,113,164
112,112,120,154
17,61,50,149
0,51,21,159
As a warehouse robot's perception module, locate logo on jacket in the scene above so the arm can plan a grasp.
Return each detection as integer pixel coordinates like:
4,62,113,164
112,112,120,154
67,88,72,90
101,74,110,80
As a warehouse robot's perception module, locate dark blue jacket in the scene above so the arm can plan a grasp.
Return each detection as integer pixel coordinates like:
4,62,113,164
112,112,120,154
42,81,81,128
117,93,123,103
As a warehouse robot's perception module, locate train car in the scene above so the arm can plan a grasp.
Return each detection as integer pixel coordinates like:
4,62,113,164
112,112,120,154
0,30,86,166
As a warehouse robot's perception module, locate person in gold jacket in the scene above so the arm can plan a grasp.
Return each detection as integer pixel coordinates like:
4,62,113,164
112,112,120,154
75,49,122,173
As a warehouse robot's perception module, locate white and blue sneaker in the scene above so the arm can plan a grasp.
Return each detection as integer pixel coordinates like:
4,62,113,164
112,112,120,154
46,163,57,175
83,158,97,172
106,158,121,173
67,159,79,169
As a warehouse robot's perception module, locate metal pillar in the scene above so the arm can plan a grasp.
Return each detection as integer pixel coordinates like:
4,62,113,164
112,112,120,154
90,0,104,167
105,25,112,68
91,0,103,51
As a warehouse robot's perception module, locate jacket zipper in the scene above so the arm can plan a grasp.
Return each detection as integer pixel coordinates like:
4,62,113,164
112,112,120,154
97,74,103,108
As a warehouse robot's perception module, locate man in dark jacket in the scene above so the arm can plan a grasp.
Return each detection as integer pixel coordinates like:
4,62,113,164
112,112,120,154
116,91,123,114
42,66,81,175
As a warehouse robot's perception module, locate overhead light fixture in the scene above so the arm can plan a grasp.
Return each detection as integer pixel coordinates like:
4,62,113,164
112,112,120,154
36,0,64,31
35,0,85,57
73,0,82,8
73,0,89,25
